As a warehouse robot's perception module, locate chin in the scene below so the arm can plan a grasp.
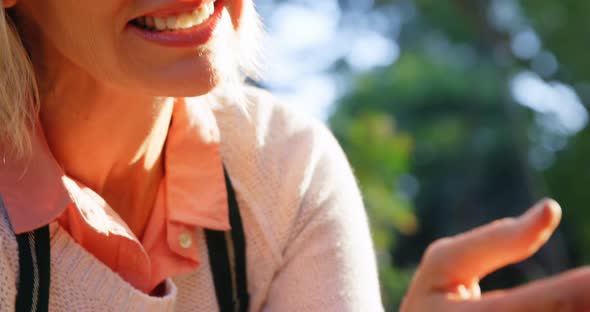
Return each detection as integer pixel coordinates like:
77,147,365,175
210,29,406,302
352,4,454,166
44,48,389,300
139,72,221,98
118,1,258,99
132,15,244,98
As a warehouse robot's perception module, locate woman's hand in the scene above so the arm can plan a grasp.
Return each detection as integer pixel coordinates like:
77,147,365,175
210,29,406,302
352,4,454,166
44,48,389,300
400,199,590,312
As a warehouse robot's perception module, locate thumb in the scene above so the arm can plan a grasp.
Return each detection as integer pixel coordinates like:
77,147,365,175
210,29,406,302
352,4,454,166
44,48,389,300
416,199,561,290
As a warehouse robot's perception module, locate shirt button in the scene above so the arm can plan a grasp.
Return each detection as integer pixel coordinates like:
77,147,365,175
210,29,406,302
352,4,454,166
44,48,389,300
178,232,193,249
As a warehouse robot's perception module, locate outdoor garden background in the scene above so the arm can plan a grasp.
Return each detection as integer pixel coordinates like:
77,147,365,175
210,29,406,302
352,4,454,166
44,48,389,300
255,0,590,310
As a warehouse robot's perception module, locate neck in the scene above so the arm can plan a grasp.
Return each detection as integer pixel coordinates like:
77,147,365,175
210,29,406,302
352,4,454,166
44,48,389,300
37,51,173,239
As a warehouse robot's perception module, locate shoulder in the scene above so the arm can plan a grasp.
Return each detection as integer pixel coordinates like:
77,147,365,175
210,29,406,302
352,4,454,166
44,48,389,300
211,86,359,260
212,86,329,154
212,86,344,197
0,200,20,282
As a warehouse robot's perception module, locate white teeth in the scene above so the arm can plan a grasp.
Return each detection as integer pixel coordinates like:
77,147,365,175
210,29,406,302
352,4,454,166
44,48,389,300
154,17,167,31
176,13,191,28
135,2,216,31
165,16,177,29
192,8,207,22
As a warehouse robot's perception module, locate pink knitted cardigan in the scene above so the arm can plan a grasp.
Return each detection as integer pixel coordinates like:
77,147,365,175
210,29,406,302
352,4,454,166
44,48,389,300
0,87,384,311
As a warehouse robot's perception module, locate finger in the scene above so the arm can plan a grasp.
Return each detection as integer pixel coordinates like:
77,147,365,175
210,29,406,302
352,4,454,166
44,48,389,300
3,0,17,9
416,199,561,289
459,267,590,312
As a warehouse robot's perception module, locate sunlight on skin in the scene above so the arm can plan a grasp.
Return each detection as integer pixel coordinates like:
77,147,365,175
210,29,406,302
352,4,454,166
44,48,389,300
448,282,481,301
5,0,261,238
129,97,174,169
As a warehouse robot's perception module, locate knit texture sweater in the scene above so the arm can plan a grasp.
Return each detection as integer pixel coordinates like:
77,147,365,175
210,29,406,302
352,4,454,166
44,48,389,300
0,87,384,311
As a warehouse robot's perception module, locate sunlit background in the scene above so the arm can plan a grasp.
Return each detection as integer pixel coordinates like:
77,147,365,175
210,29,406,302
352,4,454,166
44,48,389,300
255,0,590,310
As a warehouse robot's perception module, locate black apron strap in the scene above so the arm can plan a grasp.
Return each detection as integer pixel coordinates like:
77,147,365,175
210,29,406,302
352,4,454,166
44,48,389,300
226,170,249,311
15,225,51,312
11,169,247,312
205,168,249,312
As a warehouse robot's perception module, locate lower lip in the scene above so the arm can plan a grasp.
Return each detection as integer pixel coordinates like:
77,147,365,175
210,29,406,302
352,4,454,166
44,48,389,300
128,1,224,48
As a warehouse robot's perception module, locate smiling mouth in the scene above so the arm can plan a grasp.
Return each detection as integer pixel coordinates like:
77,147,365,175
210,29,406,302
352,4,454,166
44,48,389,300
130,1,217,32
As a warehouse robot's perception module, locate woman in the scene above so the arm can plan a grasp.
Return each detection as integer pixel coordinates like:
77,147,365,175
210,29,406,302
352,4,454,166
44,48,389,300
0,1,588,312
0,0,382,310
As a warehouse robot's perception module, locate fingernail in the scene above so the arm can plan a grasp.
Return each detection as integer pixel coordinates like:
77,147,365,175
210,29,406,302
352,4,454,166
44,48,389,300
521,198,562,224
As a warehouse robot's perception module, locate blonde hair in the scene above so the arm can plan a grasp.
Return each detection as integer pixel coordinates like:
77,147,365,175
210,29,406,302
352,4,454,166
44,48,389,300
0,7,39,160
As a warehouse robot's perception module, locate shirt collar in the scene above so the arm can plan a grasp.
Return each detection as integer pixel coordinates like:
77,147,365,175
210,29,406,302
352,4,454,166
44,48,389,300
0,97,229,234
165,98,229,231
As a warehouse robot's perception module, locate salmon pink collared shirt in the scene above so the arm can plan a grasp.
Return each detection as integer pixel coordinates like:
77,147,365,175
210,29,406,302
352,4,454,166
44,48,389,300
0,99,230,294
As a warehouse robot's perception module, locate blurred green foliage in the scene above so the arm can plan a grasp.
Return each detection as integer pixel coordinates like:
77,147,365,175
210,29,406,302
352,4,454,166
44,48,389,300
326,0,590,310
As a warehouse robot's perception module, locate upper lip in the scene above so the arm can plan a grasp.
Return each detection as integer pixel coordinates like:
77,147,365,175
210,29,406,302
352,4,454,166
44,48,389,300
134,0,216,19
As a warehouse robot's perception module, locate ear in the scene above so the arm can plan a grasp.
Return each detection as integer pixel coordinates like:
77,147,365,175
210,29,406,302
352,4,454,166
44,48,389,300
3,0,17,9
